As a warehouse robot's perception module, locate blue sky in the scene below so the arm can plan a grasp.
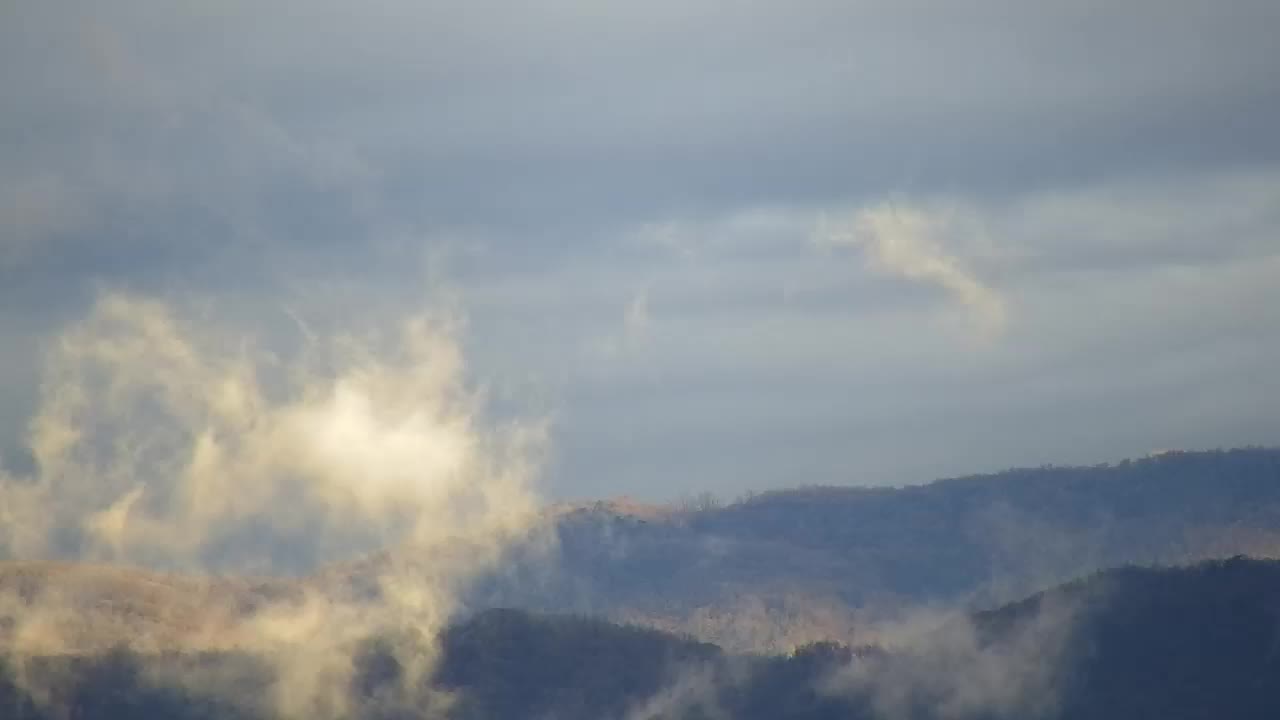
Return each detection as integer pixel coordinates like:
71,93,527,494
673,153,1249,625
3,0,1279,503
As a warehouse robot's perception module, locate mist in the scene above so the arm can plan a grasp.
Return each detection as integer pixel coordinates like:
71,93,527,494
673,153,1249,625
0,291,547,717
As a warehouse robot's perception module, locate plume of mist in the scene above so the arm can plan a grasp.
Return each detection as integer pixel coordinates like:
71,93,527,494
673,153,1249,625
823,597,1082,720
0,291,547,718
817,202,1007,338
622,664,725,720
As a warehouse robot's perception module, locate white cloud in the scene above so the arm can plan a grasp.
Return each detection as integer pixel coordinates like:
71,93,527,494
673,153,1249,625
1,292,542,569
818,202,1009,338
0,291,547,717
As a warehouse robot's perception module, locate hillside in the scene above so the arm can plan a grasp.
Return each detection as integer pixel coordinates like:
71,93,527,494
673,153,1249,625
0,562,298,654
3,558,1280,718
978,556,1280,719
441,558,1280,720
4,447,1275,655
461,447,1280,646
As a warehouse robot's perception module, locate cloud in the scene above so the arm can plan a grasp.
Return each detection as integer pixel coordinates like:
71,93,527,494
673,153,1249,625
623,291,652,348
0,291,547,717
824,598,1082,720
589,289,656,362
4,0,1278,285
623,664,723,720
818,203,1008,338
1,293,519,568
1,0,1279,507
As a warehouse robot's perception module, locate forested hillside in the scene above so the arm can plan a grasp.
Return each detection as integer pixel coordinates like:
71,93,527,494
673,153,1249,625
461,448,1280,645
6,449,1275,654
3,558,1280,719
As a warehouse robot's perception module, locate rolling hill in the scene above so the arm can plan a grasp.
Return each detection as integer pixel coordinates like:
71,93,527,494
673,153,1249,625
3,558,1280,719
461,447,1280,647
3,447,1278,655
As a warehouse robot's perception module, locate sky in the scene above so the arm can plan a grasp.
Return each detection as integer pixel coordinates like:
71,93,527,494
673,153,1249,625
2,0,1279,504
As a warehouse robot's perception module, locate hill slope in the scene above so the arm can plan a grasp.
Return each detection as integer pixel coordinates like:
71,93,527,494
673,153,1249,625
4,558,1280,719
5,447,1276,654
461,447,1280,646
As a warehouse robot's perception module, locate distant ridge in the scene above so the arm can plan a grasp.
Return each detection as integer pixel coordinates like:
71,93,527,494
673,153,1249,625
466,446,1280,646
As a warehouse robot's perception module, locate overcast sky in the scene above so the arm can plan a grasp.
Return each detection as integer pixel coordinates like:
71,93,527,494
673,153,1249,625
2,0,1278,502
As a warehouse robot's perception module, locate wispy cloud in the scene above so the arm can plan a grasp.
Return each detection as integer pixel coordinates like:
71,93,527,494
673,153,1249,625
824,599,1081,720
623,290,652,348
590,289,655,361
818,203,1008,338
